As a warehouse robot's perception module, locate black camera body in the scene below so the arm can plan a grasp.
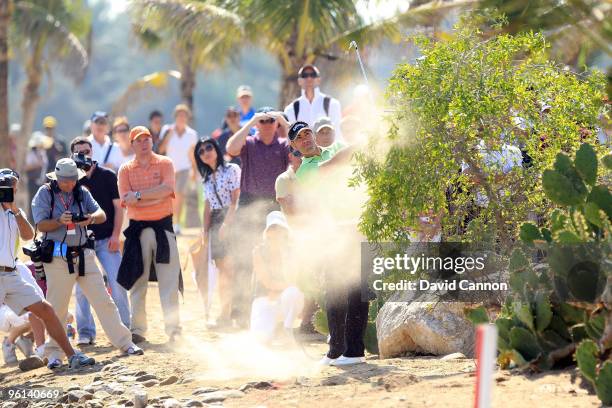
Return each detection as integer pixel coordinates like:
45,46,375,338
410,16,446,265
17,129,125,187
0,176,14,203
71,213,89,223
72,153,93,172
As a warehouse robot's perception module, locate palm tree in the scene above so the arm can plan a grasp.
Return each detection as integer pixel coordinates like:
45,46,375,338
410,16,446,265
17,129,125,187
11,0,90,173
224,0,475,107
130,0,243,118
0,0,10,168
478,0,611,67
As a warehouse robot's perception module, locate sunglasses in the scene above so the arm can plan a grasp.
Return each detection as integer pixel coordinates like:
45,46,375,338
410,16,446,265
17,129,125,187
300,72,318,79
259,118,276,124
114,127,129,133
78,149,92,156
198,144,215,155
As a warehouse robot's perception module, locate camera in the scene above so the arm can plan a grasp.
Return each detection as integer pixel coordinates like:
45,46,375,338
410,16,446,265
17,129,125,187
0,176,14,203
23,240,53,280
72,152,93,172
71,213,89,223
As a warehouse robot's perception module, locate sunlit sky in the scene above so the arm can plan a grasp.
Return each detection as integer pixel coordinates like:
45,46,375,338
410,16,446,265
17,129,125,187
95,0,410,22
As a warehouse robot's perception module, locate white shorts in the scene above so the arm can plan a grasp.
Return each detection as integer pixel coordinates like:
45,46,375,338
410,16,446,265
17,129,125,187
0,267,44,317
0,304,29,333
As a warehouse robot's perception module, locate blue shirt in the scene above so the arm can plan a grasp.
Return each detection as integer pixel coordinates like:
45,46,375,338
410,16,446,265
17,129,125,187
32,184,100,247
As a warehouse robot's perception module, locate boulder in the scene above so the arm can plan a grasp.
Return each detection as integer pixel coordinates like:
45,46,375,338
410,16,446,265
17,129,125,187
376,293,475,358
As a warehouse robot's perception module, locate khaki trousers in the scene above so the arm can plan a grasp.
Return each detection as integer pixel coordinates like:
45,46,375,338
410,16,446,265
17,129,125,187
44,249,132,361
130,228,181,337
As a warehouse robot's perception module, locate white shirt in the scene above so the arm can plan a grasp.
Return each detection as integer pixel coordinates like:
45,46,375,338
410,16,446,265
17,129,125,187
88,135,117,166
161,125,198,172
284,87,343,140
0,208,19,268
106,147,134,172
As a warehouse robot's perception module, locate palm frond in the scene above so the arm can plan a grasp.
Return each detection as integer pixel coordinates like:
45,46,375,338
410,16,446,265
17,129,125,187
111,70,182,116
13,1,89,81
131,0,243,47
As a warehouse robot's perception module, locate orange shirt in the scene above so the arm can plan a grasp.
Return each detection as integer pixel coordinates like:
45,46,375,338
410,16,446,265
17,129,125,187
118,153,175,221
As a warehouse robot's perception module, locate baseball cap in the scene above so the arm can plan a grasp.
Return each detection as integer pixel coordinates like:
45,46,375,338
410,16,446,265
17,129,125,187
257,106,275,114
129,126,152,142
264,211,289,235
298,64,320,77
42,116,57,128
91,111,108,123
0,168,20,180
288,121,310,141
236,85,253,98
313,116,333,133
46,158,86,182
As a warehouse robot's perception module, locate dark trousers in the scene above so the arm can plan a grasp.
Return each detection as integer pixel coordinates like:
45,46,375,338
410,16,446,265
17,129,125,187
325,283,369,359
231,195,279,324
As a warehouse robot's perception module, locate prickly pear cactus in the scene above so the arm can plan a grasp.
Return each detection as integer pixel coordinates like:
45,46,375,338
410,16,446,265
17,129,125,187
575,340,612,405
496,143,612,404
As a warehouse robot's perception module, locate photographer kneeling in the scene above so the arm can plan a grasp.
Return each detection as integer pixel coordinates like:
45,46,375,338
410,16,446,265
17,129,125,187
31,158,143,369
0,168,94,370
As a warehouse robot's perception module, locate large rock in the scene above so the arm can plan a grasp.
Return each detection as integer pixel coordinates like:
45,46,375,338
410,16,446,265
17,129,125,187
376,295,475,358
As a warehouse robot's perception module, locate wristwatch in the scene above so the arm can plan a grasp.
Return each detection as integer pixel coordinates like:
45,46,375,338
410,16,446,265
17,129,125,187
135,191,142,201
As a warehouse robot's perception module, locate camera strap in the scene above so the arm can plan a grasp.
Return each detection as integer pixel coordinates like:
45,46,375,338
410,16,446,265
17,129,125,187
66,246,85,276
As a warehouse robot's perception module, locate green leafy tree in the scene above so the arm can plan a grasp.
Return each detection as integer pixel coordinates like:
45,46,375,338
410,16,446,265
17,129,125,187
130,0,243,115
11,0,91,173
353,15,608,249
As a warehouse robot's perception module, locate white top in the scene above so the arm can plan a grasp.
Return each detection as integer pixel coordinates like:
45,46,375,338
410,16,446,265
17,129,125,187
88,135,117,166
106,147,134,172
161,125,198,172
0,208,19,269
203,163,241,210
284,87,343,141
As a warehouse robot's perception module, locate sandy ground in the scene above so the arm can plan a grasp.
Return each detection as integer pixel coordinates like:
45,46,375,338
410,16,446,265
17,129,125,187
0,229,601,408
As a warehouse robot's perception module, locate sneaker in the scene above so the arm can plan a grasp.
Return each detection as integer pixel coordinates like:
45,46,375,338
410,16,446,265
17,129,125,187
132,333,146,344
68,352,95,369
34,345,45,359
123,345,144,356
2,337,17,365
318,356,337,366
76,337,94,346
330,355,366,366
15,336,34,357
47,358,62,370
19,356,46,372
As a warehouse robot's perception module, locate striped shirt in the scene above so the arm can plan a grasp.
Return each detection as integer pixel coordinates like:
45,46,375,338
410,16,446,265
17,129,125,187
118,154,175,221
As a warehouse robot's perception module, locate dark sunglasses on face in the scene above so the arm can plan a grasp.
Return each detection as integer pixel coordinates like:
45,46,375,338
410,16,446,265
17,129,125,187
300,72,318,79
78,149,92,156
114,127,129,133
259,118,276,124
198,144,215,155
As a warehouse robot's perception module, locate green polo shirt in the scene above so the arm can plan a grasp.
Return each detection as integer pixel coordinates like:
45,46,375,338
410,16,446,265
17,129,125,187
295,146,335,183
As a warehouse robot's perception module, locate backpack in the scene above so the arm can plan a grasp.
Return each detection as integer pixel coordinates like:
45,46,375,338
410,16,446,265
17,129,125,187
293,96,330,121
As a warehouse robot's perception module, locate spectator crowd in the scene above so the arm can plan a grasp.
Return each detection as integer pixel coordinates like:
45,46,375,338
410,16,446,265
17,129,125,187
1,64,375,372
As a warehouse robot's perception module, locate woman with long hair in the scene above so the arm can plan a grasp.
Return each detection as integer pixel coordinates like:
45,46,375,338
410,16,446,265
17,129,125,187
194,138,240,327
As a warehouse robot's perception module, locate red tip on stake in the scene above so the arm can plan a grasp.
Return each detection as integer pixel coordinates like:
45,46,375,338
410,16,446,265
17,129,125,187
474,324,498,408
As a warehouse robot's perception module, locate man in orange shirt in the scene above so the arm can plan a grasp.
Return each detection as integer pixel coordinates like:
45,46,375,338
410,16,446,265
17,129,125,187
117,126,182,344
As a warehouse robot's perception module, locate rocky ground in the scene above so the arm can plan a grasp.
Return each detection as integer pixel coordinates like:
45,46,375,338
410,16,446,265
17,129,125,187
0,230,602,408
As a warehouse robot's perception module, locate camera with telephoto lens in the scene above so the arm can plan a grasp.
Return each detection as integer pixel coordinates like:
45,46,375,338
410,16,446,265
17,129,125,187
72,152,93,172
0,176,14,203
23,241,47,281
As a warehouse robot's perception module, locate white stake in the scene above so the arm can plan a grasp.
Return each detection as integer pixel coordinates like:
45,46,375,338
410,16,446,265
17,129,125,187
474,324,498,408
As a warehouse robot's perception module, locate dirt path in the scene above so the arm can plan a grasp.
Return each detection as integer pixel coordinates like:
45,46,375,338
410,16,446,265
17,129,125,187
0,230,601,408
